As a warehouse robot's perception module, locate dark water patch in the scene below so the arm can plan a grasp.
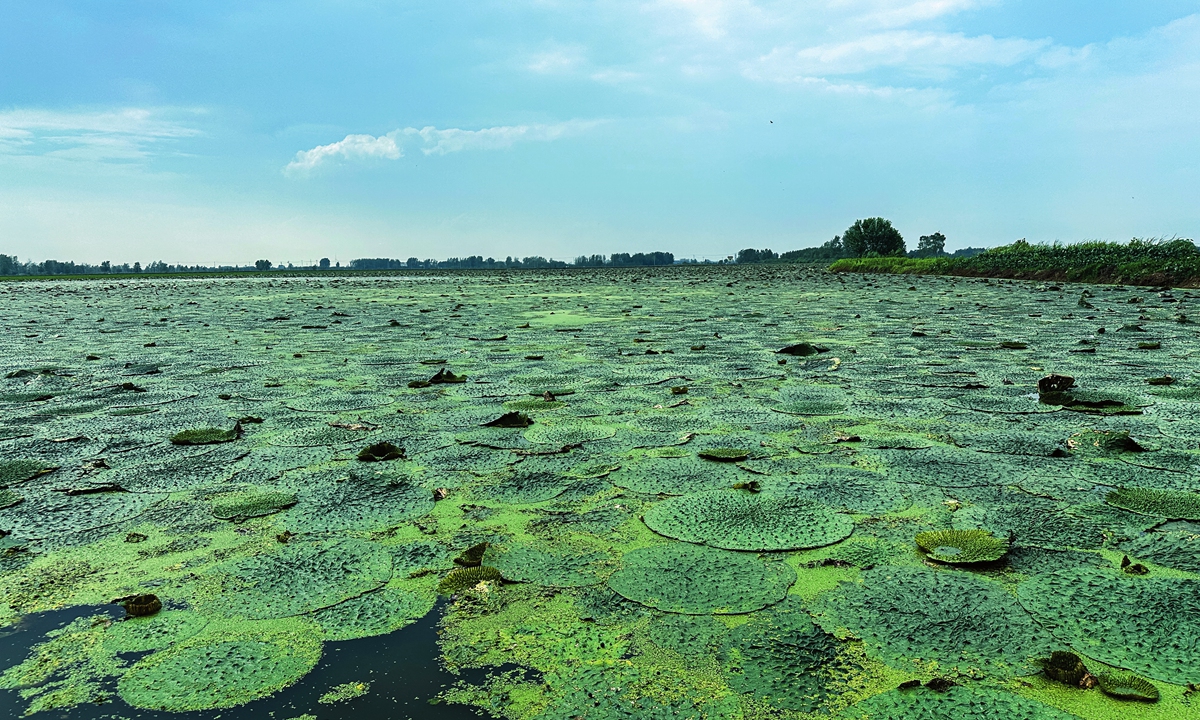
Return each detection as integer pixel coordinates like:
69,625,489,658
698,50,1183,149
0,601,494,720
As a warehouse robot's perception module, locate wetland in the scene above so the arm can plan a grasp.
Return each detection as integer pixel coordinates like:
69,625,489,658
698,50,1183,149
1,265,1199,720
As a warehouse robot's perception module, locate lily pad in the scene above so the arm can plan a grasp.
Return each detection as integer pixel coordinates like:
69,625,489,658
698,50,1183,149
607,542,795,614
643,490,853,551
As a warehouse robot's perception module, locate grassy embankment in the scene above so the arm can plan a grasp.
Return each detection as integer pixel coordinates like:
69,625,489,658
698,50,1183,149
830,238,1200,287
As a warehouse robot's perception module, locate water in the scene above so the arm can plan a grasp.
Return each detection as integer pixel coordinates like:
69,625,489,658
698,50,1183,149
0,602,495,720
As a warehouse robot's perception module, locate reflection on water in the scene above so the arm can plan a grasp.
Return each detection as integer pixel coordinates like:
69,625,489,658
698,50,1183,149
0,601,493,720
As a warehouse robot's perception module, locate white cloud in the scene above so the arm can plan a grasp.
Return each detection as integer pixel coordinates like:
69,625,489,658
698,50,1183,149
285,120,599,174
284,133,403,175
404,121,595,155
752,31,1049,79
0,108,200,161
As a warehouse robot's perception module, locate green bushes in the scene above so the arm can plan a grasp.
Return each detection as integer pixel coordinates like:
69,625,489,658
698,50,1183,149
831,238,1200,286
830,256,941,274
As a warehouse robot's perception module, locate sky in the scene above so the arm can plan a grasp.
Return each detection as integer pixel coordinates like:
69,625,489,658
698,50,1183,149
1,0,1198,265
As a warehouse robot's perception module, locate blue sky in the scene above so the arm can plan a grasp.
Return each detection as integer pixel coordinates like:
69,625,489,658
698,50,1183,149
1,1,1198,265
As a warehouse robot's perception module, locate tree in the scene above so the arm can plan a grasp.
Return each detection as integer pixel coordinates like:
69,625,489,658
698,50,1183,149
913,232,947,258
255,259,272,271
319,258,331,270
842,218,905,257
133,262,142,273
736,248,778,264
778,236,848,262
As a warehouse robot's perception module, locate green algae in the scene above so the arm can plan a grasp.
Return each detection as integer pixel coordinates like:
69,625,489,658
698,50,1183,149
318,680,371,704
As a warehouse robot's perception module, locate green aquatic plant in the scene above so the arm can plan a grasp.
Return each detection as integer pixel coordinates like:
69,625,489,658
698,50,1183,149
117,594,163,618
1018,568,1200,684
643,489,853,551
1096,672,1159,701
310,587,434,641
697,447,750,462
483,542,612,588
607,542,795,614
356,441,405,462
103,611,210,653
914,528,1009,564
319,681,370,704
438,566,502,594
454,541,489,567
773,384,850,415
118,622,322,711
1122,530,1200,573
1069,429,1148,453
720,598,839,712
470,469,570,504
170,425,240,445
0,459,57,486
0,488,21,509
814,566,1048,676
1106,486,1200,520
282,473,433,532
1039,651,1089,686
838,685,1079,719
211,489,297,521
203,538,392,619
777,342,829,356
0,488,167,539
609,457,738,494
428,368,467,383
482,411,534,428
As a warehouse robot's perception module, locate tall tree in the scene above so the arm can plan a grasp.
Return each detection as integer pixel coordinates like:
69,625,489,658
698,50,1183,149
842,218,905,257
915,232,947,257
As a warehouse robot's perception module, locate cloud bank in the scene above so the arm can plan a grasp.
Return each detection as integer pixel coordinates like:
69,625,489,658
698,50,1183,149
285,120,598,175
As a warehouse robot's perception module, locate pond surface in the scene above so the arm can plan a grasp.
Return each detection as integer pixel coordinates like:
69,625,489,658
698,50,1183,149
2,266,1198,720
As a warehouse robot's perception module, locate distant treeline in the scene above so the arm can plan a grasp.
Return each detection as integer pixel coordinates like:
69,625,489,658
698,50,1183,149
351,256,567,270
2,238,994,278
735,238,988,265
351,252,679,270
0,255,267,277
0,252,694,277
829,238,1200,287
